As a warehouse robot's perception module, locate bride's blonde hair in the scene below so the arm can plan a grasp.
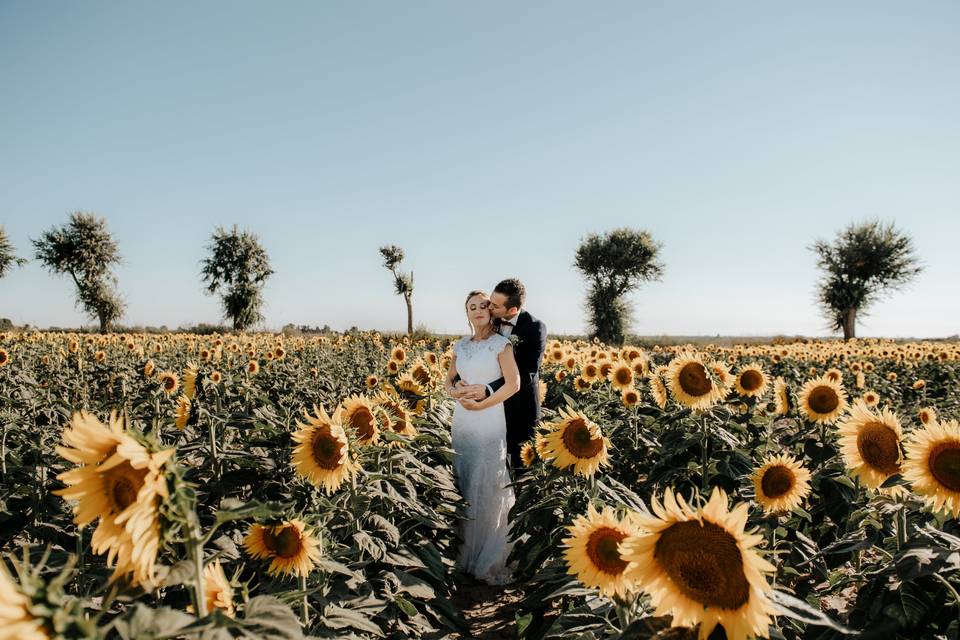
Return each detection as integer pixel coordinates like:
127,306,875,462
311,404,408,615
464,290,494,333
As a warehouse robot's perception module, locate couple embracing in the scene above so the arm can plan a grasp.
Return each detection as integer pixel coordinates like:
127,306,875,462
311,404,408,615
442,278,547,586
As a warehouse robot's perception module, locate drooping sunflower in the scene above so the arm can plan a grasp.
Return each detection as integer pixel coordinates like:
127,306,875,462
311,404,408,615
619,487,777,640
396,373,428,415
734,365,768,399
649,376,668,410
203,559,235,617
408,360,432,387
54,411,173,587
837,401,903,489
666,353,727,411
143,359,156,378
540,407,611,477
291,405,359,495
0,561,47,640
183,362,199,400
621,388,640,408
158,371,179,395
339,395,381,445
520,442,537,467
562,504,641,599
244,519,322,577
918,407,937,426
538,380,547,404
175,394,192,430
609,364,634,391
374,392,417,438
752,454,811,514
903,418,960,518
798,375,847,424
772,377,790,416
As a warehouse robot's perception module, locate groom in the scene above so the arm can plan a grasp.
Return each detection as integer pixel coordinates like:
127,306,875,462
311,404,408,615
458,278,547,471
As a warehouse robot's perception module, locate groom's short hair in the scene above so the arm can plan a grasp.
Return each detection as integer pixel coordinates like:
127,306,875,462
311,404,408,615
493,278,525,311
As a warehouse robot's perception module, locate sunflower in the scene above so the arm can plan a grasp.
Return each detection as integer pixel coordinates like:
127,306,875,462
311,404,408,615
824,368,843,383
562,504,641,599
244,520,322,577
581,362,601,383
54,411,173,587
175,394,192,430
837,401,903,489
540,407,611,477
574,376,592,393
390,346,407,363
339,395,381,445
247,360,260,375
201,560,235,617
386,360,401,375
734,365,768,399
520,442,537,467
555,369,568,383
408,360,432,387
209,371,222,384
158,371,179,395
903,419,960,517
94,350,106,363
861,390,879,407
0,561,47,640
609,364,634,391
918,407,937,426
291,405,359,495
374,392,417,439
798,375,847,424
396,373,428,415
650,376,668,410
183,362,199,400
913,379,926,390
772,377,790,416
622,388,640,408
620,487,776,640
752,454,811,514
365,374,379,390
0,349,9,367
666,353,727,411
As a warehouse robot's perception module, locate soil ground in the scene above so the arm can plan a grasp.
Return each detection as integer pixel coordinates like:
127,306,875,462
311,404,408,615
449,573,528,639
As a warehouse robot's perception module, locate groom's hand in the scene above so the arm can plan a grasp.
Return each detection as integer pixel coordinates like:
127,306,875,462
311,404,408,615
455,381,487,400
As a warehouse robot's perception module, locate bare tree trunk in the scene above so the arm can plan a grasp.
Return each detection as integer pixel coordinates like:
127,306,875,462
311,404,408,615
405,295,413,335
842,307,857,340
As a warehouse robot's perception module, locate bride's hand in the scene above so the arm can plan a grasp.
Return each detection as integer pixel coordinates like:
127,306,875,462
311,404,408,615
459,397,489,411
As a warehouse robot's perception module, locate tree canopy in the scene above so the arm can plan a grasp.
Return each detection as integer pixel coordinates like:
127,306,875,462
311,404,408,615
200,225,274,331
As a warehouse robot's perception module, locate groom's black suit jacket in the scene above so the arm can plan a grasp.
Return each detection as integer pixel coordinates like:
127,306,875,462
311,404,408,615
489,311,547,469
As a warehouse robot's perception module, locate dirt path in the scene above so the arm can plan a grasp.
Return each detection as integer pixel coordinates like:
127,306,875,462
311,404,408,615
450,573,528,639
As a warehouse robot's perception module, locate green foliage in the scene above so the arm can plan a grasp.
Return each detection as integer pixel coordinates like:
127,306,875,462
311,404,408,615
810,220,923,340
31,212,125,332
200,225,274,331
0,226,27,279
574,228,664,346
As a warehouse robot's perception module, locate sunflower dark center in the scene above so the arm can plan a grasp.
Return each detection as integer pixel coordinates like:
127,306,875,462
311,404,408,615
739,370,763,392
163,376,176,390
585,527,628,575
856,422,901,474
310,428,343,470
615,369,632,385
562,419,603,459
678,362,712,397
350,409,376,440
760,465,795,499
263,526,302,559
0,352,8,365
929,443,960,492
655,520,750,611
104,463,146,512
413,368,431,385
808,386,839,414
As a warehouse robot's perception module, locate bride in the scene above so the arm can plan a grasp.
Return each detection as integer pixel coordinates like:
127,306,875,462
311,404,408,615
444,290,521,585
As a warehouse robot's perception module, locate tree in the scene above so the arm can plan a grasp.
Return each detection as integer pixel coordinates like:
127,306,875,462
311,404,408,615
32,212,126,332
379,245,414,335
810,219,922,340
574,228,664,345
200,225,274,331
0,226,27,279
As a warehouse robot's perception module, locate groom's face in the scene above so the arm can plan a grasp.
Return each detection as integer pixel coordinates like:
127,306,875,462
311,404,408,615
488,292,516,319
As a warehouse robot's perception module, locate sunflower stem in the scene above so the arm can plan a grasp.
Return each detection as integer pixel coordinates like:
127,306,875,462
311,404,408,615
208,418,219,478
700,414,710,494
300,574,309,628
190,527,207,618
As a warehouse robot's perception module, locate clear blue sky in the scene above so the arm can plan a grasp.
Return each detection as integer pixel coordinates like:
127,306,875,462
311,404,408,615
2,1,958,337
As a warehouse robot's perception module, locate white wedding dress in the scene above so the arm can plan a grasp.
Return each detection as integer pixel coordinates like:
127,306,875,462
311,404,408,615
451,333,516,585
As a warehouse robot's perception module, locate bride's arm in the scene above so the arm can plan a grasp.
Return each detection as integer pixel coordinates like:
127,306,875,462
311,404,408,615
459,345,521,410
444,353,468,399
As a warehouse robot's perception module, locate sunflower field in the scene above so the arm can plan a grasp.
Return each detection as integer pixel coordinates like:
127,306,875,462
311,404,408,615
1,331,959,640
